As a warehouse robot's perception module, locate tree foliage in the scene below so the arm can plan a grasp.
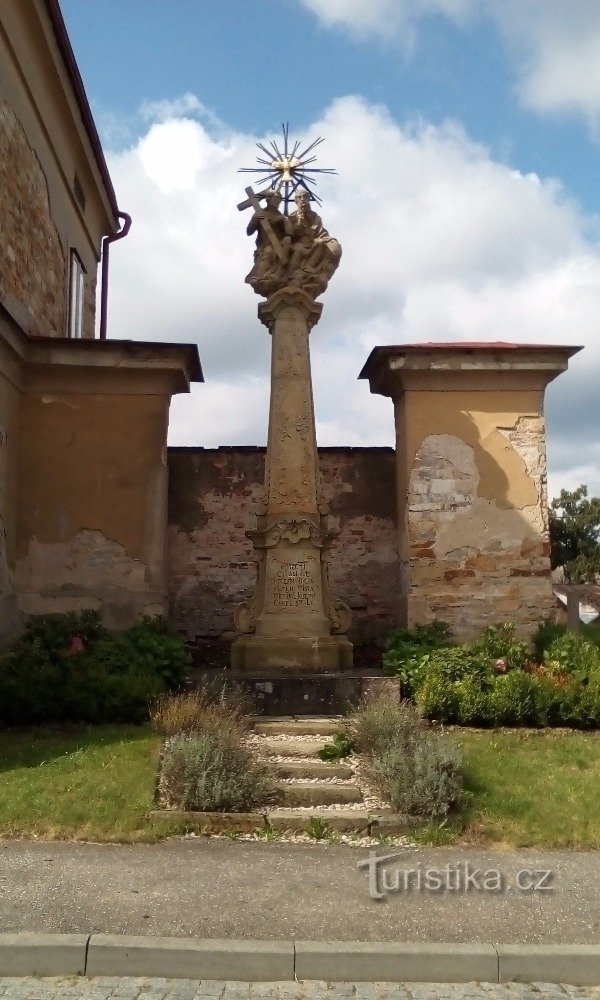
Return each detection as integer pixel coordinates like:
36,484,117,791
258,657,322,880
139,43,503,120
549,485,600,583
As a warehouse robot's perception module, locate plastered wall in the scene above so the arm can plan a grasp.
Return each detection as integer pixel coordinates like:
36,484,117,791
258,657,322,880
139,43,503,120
401,390,555,638
15,392,170,627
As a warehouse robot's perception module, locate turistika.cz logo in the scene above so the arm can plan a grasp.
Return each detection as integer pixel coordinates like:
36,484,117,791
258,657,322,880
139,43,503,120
357,851,555,900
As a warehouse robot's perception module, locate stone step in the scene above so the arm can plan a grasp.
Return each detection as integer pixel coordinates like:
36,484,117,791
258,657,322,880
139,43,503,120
276,780,363,807
253,716,344,737
257,736,330,758
269,758,353,780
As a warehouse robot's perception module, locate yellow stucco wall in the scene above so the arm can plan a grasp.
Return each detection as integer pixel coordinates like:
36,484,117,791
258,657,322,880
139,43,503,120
15,391,170,626
398,388,554,638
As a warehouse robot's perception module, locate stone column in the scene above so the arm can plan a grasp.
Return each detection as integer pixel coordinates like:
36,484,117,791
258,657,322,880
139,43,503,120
231,286,353,672
359,342,581,640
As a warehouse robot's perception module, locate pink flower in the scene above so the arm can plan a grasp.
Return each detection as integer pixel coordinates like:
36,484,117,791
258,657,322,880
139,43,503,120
495,658,507,673
65,634,85,656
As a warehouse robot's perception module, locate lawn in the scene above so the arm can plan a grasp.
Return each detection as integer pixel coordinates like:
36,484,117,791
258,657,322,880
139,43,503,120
453,728,600,849
0,724,598,847
0,725,179,842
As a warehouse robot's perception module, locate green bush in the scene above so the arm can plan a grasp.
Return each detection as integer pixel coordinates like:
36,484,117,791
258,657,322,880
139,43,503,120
487,671,539,726
472,623,530,671
532,618,566,661
317,732,355,761
160,728,275,812
543,631,600,684
0,610,190,725
350,696,462,818
382,621,453,696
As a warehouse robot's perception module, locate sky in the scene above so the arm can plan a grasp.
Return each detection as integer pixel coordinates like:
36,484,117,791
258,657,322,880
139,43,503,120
59,0,600,498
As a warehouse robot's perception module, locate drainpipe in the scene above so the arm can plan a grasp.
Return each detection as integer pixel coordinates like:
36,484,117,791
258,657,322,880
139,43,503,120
99,211,132,340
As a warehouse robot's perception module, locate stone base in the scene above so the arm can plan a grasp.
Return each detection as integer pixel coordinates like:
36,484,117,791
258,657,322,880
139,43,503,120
230,634,353,674
194,668,397,715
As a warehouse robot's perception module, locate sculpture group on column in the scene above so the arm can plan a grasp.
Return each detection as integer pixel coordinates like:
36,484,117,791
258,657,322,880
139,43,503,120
244,188,342,300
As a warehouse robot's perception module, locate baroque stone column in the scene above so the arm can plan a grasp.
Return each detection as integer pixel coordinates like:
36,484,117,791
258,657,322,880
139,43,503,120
232,188,352,671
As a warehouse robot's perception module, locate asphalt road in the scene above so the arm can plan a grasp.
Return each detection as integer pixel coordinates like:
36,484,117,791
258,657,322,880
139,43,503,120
0,840,598,942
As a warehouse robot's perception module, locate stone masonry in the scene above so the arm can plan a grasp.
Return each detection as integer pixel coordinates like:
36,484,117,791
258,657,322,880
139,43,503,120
0,102,68,338
167,446,400,645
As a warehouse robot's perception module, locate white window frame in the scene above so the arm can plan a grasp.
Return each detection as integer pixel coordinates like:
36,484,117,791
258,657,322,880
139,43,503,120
68,249,86,338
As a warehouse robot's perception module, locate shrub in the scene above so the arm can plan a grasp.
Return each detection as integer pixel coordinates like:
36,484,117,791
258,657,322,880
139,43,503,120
472,623,530,672
487,671,539,726
351,695,423,757
150,686,250,739
317,732,354,762
369,736,463,818
382,621,453,695
543,631,600,684
160,726,275,812
414,669,460,722
350,696,462,818
532,618,566,661
0,610,190,725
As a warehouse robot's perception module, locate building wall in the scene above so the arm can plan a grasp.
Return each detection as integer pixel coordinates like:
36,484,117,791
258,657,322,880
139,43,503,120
167,447,401,643
402,389,555,638
0,2,114,338
0,101,68,338
0,366,21,635
15,391,170,628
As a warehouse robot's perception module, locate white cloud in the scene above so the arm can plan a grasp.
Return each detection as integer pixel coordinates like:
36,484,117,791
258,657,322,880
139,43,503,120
297,0,600,130
298,0,472,41
491,2,600,129
103,95,600,496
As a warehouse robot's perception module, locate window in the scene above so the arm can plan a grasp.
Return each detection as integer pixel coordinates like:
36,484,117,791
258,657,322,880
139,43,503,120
68,250,85,338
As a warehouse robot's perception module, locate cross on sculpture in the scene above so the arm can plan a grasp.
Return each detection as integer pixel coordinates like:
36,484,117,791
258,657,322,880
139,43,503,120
237,186,287,263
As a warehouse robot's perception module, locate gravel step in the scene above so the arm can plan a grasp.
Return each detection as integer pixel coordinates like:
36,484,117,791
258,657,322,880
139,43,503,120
277,780,363,807
257,736,330,757
269,759,353,780
253,717,344,737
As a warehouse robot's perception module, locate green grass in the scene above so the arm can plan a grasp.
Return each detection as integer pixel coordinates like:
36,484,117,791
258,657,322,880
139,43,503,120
420,728,600,849
0,724,184,842
1,725,599,847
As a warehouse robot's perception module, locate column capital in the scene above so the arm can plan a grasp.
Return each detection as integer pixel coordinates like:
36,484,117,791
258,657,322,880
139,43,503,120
258,285,323,333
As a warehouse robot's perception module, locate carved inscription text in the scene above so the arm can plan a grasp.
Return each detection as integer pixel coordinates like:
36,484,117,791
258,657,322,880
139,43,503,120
266,557,318,612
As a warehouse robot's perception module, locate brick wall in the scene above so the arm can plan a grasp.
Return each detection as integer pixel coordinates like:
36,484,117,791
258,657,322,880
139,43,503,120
167,447,401,643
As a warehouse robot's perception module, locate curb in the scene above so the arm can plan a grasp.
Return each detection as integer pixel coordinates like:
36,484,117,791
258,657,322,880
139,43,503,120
0,935,599,985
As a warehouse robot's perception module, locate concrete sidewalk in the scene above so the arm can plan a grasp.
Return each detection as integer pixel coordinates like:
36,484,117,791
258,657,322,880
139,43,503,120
0,839,598,943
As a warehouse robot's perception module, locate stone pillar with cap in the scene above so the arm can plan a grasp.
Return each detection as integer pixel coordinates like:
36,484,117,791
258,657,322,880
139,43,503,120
359,342,582,640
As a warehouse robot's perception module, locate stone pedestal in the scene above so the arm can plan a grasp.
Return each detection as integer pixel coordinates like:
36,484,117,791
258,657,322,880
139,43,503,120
232,286,352,672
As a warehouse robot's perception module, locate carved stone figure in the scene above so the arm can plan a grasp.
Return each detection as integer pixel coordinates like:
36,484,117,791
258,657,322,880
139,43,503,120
239,186,341,300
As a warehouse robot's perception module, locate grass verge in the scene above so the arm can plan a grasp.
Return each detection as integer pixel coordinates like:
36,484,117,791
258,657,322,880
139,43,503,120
0,724,181,842
432,728,600,849
0,725,598,847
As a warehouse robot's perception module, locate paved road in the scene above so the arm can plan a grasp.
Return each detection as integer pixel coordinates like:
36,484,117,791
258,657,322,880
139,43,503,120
0,840,599,942
0,981,597,1000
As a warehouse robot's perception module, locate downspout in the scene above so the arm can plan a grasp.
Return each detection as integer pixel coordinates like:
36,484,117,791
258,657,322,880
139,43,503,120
99,211,132,340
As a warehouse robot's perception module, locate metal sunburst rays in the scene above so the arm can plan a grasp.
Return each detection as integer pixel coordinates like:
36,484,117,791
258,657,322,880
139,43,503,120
238,122,337,215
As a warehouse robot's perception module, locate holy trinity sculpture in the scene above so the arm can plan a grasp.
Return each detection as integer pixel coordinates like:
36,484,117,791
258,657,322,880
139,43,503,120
240,186,342,300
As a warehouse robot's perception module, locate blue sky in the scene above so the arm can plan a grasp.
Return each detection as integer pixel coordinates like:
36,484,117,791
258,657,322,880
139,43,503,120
59,0,600,496
62,0,597,211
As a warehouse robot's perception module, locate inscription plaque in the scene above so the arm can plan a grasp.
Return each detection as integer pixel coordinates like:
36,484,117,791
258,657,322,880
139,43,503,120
265,556,319,612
